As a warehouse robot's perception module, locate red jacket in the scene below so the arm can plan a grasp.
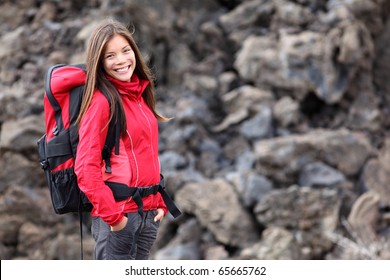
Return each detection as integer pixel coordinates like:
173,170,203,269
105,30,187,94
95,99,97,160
74,74,167,226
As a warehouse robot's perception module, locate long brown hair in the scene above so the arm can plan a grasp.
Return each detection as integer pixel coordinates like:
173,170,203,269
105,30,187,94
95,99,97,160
77,18,168,134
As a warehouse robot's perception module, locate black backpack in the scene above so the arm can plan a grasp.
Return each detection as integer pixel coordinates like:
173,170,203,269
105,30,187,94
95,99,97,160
37,64,120,215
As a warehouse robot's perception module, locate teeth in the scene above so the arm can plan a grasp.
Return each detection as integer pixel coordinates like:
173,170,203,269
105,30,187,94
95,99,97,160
116,66,129,72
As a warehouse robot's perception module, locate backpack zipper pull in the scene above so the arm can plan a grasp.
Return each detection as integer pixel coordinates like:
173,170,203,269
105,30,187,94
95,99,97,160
104,158,112,174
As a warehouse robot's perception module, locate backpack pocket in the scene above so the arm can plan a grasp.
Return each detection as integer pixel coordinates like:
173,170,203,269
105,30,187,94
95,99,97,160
37,134,92,214
49,168,91,214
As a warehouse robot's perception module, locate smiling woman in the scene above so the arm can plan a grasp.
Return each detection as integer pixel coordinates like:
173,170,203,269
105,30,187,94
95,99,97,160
103,34,136,82
73,18,180,260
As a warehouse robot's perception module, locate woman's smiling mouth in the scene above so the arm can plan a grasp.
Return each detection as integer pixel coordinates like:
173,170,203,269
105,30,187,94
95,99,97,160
115,66,130,73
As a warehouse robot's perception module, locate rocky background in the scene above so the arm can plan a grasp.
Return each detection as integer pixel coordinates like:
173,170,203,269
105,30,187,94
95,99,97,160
1,0,390,260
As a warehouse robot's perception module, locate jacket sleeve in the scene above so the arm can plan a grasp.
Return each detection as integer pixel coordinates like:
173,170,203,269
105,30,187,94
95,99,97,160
157,193,168,216
74,91,124,226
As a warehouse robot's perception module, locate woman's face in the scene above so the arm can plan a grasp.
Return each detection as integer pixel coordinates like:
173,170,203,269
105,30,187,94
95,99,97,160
103,34,136,82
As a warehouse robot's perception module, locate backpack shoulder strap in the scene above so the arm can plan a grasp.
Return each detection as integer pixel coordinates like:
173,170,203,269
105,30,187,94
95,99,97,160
99,87,121,173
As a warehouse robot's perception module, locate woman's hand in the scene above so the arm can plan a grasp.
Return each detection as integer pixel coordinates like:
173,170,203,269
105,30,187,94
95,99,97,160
110,209,164,231
110,216,128,232
154,208,165,222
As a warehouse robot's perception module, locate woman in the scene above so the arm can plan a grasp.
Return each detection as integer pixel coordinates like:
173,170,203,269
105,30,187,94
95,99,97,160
74,19,171,260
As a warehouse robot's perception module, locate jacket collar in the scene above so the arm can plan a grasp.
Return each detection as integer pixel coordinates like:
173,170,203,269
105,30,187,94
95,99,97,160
106,74,149,100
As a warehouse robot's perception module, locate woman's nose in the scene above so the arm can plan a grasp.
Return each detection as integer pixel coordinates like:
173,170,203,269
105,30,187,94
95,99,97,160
115,53,127,64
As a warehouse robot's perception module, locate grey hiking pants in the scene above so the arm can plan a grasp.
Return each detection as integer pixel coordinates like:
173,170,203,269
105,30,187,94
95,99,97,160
91,210,160,260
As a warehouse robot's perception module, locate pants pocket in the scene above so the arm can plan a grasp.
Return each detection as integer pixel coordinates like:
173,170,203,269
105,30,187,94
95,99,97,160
106,214,142,260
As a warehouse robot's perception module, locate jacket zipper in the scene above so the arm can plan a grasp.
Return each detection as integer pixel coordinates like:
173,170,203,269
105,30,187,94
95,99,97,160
137,100,159,209
126,129,139,187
